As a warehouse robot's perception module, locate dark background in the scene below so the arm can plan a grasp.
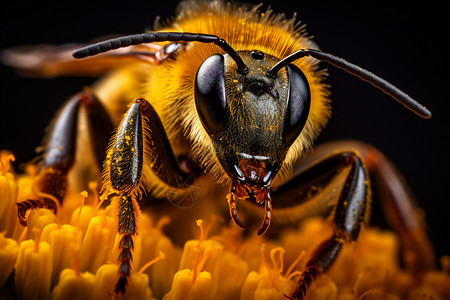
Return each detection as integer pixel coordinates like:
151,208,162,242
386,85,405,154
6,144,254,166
1,1,448,258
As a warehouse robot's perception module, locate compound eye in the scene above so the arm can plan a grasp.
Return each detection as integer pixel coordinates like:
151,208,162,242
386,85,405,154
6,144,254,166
284,64,311,145
195,54,226,134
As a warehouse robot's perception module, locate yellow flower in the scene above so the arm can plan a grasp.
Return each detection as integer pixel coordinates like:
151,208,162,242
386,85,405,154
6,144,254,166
1,150,450,300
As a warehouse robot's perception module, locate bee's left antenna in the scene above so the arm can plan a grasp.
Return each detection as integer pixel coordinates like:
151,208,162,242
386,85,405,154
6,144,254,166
72,32,248,73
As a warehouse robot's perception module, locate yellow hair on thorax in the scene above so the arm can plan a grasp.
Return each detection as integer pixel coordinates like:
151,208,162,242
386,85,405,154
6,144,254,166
142,0,330,185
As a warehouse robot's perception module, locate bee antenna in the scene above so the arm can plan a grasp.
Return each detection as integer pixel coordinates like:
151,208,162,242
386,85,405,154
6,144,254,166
72,32,248,73
266,49,431,119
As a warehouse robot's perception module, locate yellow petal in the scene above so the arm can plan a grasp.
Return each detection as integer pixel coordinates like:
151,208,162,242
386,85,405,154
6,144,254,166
163,269,212,300
79,215,116,273
308,276,338,300
150,235,180,298
0,233,19,286
254,273,294,300
51,269,95,300
27,208,57,240
41,223,82,286
0,166,20,237
139,214,180,299
217,251,249,298
93,264,154,300
240,271,262,300
179,239,223,296
70,205,95,239
15,239,52,300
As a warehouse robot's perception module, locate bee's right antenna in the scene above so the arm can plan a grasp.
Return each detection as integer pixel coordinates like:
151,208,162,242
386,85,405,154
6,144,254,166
267,49,431,119
72,32,248,73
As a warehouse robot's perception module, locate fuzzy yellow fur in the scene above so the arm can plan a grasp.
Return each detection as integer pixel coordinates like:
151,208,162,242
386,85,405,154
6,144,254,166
144,1,330,185
96,0,330,200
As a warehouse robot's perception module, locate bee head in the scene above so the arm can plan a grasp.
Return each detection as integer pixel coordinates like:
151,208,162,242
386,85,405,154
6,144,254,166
195,50,311,190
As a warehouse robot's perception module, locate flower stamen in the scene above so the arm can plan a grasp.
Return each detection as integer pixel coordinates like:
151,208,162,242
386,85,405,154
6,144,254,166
285,250,306,279
192,248,212,283
76,191,87,229
353,272,382,300
138,251,165,273
33,228,41,253
71,241,81,277
88,182,100,210
260,243,272,273
156,216,171,232
196,219,205,245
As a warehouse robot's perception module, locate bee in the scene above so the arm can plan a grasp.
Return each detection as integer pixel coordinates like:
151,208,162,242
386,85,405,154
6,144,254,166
2,1,436,298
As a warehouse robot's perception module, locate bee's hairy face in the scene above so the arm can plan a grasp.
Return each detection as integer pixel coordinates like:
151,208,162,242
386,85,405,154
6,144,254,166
195,50,311,195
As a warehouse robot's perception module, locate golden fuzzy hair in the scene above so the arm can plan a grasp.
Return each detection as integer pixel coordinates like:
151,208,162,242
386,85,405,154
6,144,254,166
143,0,331,185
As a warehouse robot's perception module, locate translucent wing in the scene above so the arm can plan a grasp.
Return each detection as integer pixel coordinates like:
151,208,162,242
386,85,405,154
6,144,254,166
1,37,182,77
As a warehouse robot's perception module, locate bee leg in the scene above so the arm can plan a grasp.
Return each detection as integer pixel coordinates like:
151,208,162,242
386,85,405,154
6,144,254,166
289,152,369,299
80,88,116,169
115,194,137,293
105,98,147,293
103,98,191,293
308,141,435,273
32,89,113,205
279,141,434,299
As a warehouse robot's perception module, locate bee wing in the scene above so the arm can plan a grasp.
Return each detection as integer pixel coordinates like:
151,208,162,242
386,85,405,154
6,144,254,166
2,40,181,77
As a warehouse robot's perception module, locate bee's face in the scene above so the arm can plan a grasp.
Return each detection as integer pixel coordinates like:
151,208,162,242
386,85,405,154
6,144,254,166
195,50,311,194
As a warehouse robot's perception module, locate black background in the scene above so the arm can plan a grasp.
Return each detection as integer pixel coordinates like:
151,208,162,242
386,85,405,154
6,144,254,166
1,1,448,258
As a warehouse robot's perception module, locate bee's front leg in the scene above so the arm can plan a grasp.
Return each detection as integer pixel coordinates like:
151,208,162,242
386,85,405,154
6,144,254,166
102,98,191,293
103,98,149,293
